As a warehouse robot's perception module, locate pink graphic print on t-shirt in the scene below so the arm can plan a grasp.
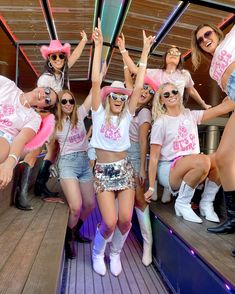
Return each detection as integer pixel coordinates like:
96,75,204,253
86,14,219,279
68,126,85,144
0,104,14,127
172,122,196,152
100,122,121,141
211,50,232,82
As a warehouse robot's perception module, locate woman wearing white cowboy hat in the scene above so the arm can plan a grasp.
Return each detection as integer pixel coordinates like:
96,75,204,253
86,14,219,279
90,19,155,277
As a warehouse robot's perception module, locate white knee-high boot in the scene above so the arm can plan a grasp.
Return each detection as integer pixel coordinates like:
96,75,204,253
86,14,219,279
161,187,172,203
199,178,220,223
92,228,112,276
135,206,153,266
175,181,202,223
110,227,130,276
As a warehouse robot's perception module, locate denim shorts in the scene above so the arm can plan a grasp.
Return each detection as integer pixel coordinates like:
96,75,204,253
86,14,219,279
58,151,93,182
158,160,178,196
226,69,235,102
0,130,13,144
127,141,140,175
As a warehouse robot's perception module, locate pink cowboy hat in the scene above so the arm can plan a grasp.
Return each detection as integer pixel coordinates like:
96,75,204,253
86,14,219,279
40,40,71,59
144,75,160,92
101,81,132,101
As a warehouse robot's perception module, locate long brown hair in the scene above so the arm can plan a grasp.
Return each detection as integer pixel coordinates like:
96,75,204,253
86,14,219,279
55,90,78,131
191,23,224,71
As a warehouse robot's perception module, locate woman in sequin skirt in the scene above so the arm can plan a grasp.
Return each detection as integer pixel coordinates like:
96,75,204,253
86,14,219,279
90,19,155,277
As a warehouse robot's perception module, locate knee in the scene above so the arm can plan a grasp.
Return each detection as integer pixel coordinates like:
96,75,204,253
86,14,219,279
118,220,132,233
69,205,81,218
102,220,116,235
196,155,211,175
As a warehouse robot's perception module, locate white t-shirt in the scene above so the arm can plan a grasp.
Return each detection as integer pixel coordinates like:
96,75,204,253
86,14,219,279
0,75,41,139
150,109,204,161
56,105,88,155
37,73,63,94
129,108,151,142
147,68,194,97
90,104,133,152
209,25,235,90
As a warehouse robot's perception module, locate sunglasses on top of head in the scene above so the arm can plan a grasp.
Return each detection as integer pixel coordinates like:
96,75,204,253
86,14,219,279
50,53,65,61
143,84,155,95
167,49,181,56
61,98,75,105
197,30,214,45
110,92,129,102
44,87,52,105
162,89,179,98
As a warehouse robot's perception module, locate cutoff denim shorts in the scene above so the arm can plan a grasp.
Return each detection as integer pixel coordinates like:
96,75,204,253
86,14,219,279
127,140,140,175
0,130,13,144
58,151,93,182
226,69,235,101
158,160,179,196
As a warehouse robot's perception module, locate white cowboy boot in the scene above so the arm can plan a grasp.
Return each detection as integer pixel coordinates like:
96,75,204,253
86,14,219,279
110,227,130,276
92,228,110,276
151,180,158,201
199,178,220,223
175,181,202,223
161,187,172,203
135,206,153,266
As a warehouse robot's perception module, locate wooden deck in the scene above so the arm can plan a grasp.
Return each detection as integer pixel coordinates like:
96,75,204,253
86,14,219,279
61,204,169,294
150,199,235,288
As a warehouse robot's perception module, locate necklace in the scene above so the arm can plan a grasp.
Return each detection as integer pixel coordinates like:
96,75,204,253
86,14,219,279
22,93,31,108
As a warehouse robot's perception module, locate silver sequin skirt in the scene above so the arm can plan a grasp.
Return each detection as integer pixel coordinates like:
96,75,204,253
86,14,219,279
94,157,136,194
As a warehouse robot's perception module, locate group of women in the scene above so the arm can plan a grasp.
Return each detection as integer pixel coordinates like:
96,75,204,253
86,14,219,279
0,20,234,278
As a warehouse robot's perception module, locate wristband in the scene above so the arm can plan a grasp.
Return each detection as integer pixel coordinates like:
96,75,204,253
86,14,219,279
120,49,127,54
139,62,147,68
148,187,154,192
8,153,19,166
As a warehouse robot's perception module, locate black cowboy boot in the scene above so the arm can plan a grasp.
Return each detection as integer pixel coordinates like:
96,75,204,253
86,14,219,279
207,191,235,234
15,162,33,211
74,219,91,243
65,226,77,259
34,160,59,197
232,250,235,257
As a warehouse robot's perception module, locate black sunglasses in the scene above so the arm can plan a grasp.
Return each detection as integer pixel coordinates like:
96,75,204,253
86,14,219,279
61,98,75,105
44,87,52,105
143,84,155,95
197,30,214,45
50,53,65,61
162,89,179,98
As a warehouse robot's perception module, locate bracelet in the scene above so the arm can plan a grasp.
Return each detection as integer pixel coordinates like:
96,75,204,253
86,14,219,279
8,153,19,166
123,65,128,69
139,62,147,68
148,187,154,192
120,49,127,54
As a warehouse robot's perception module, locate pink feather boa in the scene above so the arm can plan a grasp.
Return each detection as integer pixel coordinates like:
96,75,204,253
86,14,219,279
24,114,55,152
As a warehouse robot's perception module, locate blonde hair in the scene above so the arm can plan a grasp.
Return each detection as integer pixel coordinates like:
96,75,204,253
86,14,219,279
104,94,128,125
152,82,184,121
55,90,78,131
191,23,224,71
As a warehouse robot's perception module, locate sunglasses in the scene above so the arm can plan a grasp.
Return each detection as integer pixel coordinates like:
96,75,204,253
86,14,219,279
167,50,181,56
197,30,214,45
110,92,129,102
143,84,155,95
44,87,52,105
61,98,75,105
162,89,179,98
50,53,65,61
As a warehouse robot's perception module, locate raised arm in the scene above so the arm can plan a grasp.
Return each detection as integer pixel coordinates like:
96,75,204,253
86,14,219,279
68,30,88,68
117,33,139,75
128,30,155,114
91,18,103,111
201,96,235,123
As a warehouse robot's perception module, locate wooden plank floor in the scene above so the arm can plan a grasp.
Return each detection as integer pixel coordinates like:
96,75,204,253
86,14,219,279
60,204,169,294
150,199,235,288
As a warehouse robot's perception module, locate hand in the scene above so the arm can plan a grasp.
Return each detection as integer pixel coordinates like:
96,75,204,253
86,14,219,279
80,30,88,42
139,169,146,186
0,161,14,190
203,103,212,109
117,33,126,51
92,18,103,46
144,188,153,204
142,30,155,53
